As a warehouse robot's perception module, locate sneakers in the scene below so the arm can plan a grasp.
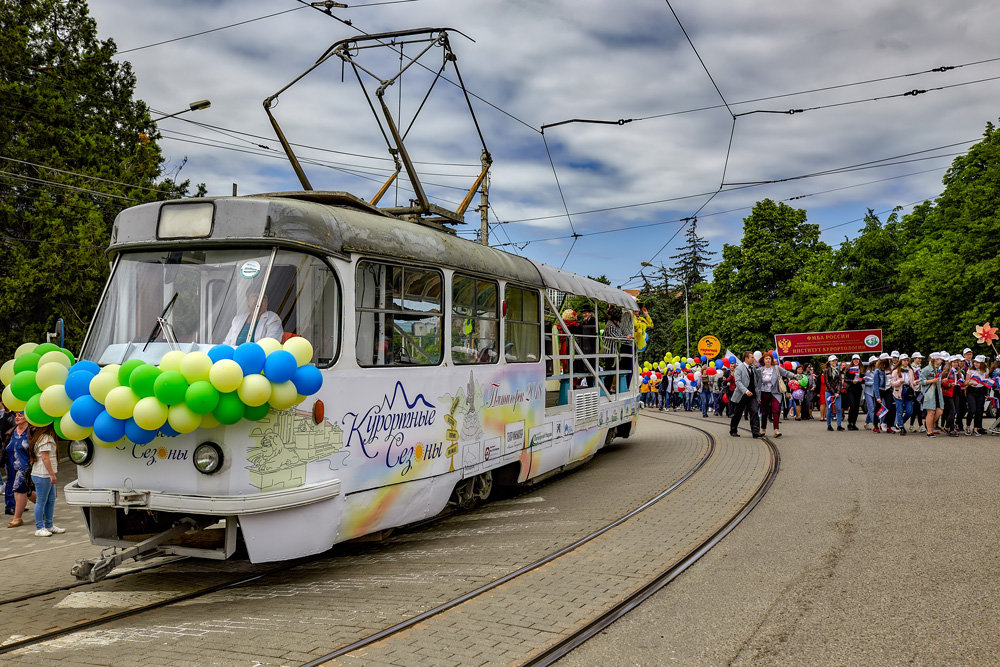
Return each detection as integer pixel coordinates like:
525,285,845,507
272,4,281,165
49,526,66,534
828,425,834,431
926,432,937,438
35,528,52,537
873,427,881,433
837,426,845,431
919,425,926,433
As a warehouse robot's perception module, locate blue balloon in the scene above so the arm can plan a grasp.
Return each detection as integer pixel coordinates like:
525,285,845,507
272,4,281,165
65,371,96,400
642,375,650,384
728,355,738,364
263,350,297,383
715,360,723,369
680,361,686,369
124,418,157,445
70,395,104,427
233,343,266,375
700,354,707,363
93,411,126,442
291,364,323,396
69,360,101,376
159,423,180,438
207,344,235,363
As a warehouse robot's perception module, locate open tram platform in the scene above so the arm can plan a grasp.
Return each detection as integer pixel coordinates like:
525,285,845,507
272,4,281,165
1,414,998,665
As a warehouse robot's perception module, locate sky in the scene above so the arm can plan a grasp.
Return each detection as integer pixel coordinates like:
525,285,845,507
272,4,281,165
87,0,1000,289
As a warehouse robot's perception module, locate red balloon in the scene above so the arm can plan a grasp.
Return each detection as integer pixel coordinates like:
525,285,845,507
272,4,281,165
686,372,695,382
655,372,662,379
722,393,730,403
783,361,794,370
706,367,717,376
722,359,731,368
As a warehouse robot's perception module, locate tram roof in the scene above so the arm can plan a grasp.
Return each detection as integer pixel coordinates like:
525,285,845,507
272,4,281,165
109,192,637,310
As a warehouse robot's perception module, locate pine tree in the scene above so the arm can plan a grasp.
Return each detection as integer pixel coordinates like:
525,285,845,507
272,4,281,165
666,218,716,293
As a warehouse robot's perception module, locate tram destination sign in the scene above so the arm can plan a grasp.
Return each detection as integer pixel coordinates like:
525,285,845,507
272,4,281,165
774,329,883,357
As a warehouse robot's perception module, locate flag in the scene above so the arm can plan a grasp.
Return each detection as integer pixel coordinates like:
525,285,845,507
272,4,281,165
877,405,888,420
826,393,835,406
989,396,999,411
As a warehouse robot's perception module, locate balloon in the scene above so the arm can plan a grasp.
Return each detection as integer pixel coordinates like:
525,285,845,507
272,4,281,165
209,359,244,393
39,385,72,417
13,353,41,374
89,371,120,404
642,376,650,384
283,337,314,366
65,370,96,400
35,362,68,390
291,364,323,396
2,385,27,411
706,367,717,376
69,360,101,376
38,350,71,369
124,419,157,445
59,412,92,440
0,360,15,385
213,392,245,425
257,337,282,356
158,350,186,373
237,374,272,407
792,389,805,400
207,345,235,363
34,342,60,357
789,380,801,391
24,394,53,426
117,359,146,386
722,358,731,368
678,379,686,387
167,403,201,434
753,351,762,362
133,396,169,431
654,372,662,380
200,413,221,429
70,395,104,427
153,371,189,406
693,372,701,382
715,360,723,369
783,361,794,371
722,393,729,403
15,342,38,357
701,355,707,363
728,355,738,364
680,362,686,369
105,386,140,420
10,371,41,401
686,373,694,382
159,423,180,438
129,364,162,398
180,352,213,384
800,374,809,385
244,402,271,421
233,343,266,375
185,381,220,415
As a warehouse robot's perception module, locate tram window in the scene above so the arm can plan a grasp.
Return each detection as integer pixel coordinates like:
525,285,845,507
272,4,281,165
356,260,442,367
452,275,498,365
504,285,540,363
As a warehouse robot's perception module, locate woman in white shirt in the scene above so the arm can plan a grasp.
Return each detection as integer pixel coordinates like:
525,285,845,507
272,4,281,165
30,425,63,537
223,289,284,346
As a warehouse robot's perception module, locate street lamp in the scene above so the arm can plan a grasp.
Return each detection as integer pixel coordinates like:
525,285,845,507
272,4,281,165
151,99,211,122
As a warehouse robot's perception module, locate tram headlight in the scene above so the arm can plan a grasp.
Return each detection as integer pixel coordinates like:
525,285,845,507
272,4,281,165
193,442,224,475
68,439,93,466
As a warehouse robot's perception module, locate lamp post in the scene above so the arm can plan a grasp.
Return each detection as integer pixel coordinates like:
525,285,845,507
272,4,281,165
151,99,211,122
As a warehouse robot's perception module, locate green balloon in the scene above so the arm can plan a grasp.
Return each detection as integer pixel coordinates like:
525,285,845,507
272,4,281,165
13,353,41,374
10,371,41,401
153,370,189,406
800,374,809,385
34,343,60,357
213,392,245,425
59,347,76,365
244,402,270,421
129,364,162,398
185,380,219,415
52,418,67,440
118,359,146,386
24,393,54,426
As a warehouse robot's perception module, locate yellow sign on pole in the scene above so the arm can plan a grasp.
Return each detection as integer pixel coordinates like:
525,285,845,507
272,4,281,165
697,335,722,359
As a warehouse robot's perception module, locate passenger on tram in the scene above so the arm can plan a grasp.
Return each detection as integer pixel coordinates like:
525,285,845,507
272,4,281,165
223,285,284,345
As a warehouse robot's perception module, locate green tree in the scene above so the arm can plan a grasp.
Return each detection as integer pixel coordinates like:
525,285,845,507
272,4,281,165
0,0,198,358
666,218,715,293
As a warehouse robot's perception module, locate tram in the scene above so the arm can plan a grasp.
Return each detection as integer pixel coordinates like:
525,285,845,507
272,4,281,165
63,190,639,573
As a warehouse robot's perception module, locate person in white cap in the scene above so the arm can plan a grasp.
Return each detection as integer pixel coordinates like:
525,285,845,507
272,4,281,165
919,352,944,437
966,354,990,435
862,356,879,429
875,354,895,432
889,354,915,435
844,354,864,430
824,355,844,431
909,352,925,431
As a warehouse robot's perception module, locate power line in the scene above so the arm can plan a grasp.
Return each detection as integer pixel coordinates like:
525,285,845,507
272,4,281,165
0,154,171,196
0,171,138,202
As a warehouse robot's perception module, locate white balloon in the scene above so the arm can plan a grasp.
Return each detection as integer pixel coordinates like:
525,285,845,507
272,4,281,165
753,351,763,362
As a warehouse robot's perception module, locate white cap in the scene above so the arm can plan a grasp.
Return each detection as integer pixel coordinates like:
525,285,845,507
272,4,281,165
828,354,838,362
911,351,923,358
891,350,900,357
930,352,941,360
950,354,962,362
899,353,909,360
879,352,890,360
974,354,987,363
868,356,878,363
852,353,861,359
963,347,973,354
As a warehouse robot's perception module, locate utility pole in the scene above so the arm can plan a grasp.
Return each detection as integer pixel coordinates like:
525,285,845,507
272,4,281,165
479,149,489,246
683,280,690,359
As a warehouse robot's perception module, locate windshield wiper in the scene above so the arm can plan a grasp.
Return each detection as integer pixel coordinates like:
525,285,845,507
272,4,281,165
143,292,179,352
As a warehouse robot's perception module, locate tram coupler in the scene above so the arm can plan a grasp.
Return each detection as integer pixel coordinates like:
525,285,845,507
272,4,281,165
71,517,204,582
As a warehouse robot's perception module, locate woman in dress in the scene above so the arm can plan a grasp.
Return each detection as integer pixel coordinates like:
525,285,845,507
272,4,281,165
759,354,796,437
5,412,33,528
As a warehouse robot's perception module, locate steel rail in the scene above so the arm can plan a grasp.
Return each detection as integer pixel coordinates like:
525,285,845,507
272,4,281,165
522,413,780,666
300,417,717,666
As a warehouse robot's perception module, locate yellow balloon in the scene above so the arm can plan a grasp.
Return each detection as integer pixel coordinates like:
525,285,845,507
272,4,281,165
179,351,213,384
208,359,244,393
167,403,201,434
89,371,120,404
158,350,185,373
59,413,92,440
2,385,27,411
91,434,124,449
35,362,69,390
105,386,139,420
39,385,72,417
0,359,15,385
38,350,71,369
133,396,169,431
282,336,314,366
237,374,272,407
15,342,38,357
200,412,221,429
257,337,282,356
268,380,299,410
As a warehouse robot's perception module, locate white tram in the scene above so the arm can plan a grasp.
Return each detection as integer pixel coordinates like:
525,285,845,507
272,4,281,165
65,191,638,571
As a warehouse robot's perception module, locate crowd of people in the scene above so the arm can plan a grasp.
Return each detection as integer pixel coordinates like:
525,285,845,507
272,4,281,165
1,402,64,537
639,347,1000,439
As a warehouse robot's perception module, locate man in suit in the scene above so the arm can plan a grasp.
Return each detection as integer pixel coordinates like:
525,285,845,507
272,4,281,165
730,350,762,437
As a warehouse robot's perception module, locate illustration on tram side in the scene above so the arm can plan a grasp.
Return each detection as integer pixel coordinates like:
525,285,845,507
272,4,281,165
247,409,343,491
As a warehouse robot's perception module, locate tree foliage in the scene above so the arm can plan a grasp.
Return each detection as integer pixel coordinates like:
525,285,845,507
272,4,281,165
0,0,199,358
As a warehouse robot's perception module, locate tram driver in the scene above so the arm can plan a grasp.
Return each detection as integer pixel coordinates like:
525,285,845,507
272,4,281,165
223,283,284,345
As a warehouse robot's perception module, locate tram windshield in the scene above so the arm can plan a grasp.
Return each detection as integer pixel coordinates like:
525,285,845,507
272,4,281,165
82,248,340,366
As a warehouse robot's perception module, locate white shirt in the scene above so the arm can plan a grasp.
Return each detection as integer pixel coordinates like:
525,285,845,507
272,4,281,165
31,434,58,477
223,310,284,346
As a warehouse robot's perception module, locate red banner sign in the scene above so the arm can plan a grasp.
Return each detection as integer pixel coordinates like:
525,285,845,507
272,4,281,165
774,329,883,357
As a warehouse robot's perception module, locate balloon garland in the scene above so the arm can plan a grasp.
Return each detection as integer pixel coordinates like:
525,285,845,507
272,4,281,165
0,338,323,444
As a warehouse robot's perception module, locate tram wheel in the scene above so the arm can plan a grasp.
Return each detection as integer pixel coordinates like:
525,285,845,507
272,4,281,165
473,470,493,501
